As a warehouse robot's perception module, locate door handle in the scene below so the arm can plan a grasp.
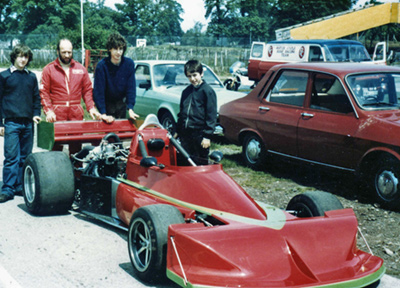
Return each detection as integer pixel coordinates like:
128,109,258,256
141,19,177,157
259,106,270,111
301,112,314,118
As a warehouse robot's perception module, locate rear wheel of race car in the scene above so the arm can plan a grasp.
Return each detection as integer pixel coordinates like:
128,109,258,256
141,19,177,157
128,204,184,283
159,111,176,134
23,152,75,215
286,191,344,217
242,133,266,170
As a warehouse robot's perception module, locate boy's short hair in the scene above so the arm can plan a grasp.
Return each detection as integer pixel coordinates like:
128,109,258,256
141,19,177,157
10,44,33,66
106,32,127,56
184,59,203,76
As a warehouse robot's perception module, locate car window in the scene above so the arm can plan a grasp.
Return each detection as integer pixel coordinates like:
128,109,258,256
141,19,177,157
325,44,371,62
152,64,222,88
310,73,353,114
135,65,150,87
266,70,308,106
309,46,323,62
251,43,264,58
347,73,400,110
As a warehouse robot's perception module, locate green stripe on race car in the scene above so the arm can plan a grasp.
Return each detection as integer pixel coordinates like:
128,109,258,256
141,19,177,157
118,177,286,230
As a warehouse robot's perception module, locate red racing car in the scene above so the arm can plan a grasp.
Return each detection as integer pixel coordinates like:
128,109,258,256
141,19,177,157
22,115,384,287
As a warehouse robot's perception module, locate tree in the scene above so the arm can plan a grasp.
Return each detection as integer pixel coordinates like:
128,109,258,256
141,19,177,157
116,0,183,41
204,0,357,41
268,0,355,39
0,0,14,33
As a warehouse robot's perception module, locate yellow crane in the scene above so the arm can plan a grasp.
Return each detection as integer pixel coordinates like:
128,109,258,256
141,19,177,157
276,2,400,40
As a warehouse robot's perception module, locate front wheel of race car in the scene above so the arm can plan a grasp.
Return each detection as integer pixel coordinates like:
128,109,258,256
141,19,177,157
128,204,184,283
23,152,75,215
286,191,344,217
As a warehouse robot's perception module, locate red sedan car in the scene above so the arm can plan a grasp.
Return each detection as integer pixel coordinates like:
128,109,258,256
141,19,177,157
220,63,400,209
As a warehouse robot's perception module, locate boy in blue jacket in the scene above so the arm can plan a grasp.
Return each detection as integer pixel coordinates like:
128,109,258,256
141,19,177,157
93,32,139,121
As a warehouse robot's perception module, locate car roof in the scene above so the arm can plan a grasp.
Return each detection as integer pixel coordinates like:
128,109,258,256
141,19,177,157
268,39,364,46
135,60,187,65
270,62,400,76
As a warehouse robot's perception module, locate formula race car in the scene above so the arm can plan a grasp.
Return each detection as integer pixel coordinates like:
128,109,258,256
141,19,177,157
23,114,385,287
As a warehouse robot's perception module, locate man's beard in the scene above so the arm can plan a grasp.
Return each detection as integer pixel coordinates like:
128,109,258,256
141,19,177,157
59,54,72,65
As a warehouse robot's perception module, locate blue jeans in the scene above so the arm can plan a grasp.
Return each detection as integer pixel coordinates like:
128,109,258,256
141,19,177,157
2,118,34,197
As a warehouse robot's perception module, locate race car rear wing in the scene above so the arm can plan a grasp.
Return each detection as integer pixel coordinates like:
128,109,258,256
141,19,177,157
36,119,138,150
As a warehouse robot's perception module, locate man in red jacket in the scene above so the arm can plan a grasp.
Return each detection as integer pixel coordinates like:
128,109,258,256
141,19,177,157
40,39,104,122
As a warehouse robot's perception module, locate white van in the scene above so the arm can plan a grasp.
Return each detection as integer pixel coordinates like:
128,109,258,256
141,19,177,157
248,39,388,82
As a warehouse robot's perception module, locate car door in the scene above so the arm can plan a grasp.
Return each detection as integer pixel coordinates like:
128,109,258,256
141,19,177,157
256,69,309,156
297,72,361,170
135,64,156,117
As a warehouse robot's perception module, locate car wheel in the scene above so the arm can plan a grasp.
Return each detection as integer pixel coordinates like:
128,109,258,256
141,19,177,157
224,78,235,90
234,76,241,91
128,204,184,283
371,157,400,209
286,191,344,217
23,152,75,215
159,112,176,134
242,134,266,170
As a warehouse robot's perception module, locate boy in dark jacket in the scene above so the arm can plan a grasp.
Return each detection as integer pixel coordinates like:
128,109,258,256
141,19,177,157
93,32,139,121
176,59,217,165
0,44,41,203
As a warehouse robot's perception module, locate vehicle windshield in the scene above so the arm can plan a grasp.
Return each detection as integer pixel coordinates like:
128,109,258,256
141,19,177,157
347,73,400,110
325,44,372,62
152,64,223,88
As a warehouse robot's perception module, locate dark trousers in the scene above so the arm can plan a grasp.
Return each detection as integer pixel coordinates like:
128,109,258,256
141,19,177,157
2,118,33,197
105,99,127,119
179,128,209,165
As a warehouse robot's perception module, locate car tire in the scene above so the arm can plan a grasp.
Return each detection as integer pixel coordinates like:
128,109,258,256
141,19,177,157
370,156,400,209
286,191,344,217
242,133,266,170
23,151,75,215
234,75,241,90
128,204,184,283
159,111,176,134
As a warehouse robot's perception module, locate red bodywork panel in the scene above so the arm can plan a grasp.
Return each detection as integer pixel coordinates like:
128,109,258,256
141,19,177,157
248,59,284,81
167,209,383,287
117,127,266,225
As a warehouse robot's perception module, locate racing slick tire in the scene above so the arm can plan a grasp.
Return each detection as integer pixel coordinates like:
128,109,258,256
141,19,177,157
242,133,267,170
128,204,184,283
286,191,344,217
23,151,75,215
159,111,176,134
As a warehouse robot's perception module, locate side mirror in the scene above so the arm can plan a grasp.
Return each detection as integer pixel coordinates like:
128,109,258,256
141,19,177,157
140,156,158,167
139,81,151,90
209,151,223,163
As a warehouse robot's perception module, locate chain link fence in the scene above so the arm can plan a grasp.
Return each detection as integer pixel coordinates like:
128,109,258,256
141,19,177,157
0,34,252,74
